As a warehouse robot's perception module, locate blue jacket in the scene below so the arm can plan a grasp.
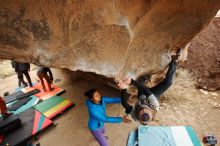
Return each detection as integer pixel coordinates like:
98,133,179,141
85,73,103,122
86,96,122,131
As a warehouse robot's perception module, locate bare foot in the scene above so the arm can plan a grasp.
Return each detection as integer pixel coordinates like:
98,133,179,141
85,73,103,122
49,88,54,91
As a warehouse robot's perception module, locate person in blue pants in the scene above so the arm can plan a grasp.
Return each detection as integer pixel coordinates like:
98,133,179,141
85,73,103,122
85,89,131,146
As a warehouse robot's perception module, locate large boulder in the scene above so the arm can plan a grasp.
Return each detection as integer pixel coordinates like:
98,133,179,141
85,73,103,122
0,0,220,78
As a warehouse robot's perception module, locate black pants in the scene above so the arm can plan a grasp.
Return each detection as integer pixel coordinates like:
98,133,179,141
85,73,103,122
121,59,177,114
37,72,52,91
17,71,33,87
137,59,177,99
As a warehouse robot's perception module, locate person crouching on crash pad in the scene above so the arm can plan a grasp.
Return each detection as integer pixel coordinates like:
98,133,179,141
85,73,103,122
85,89,131,146
117,48,181,125
37,67,54,92
0,96,10,118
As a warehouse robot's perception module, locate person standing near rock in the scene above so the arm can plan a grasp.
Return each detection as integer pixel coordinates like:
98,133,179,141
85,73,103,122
11,61,33,87
37,67,54,92
85,89,131,146
117,48,181,125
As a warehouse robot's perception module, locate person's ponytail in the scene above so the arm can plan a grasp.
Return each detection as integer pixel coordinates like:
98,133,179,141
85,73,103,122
84,89,98,100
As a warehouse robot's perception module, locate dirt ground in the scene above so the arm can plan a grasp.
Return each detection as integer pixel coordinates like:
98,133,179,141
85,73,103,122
0,61,220,146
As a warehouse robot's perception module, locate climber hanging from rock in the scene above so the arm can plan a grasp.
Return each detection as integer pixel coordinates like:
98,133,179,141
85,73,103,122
117,48,181,125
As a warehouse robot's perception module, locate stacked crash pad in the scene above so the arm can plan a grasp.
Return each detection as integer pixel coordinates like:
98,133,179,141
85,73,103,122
0,108,52,146
0,114,21,134
0,83,74,146
127,126,202,146
1,89,41,118
5,96,40,116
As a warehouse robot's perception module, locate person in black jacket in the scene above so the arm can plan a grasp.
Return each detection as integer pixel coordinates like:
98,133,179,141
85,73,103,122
37,67,54,92
11,61,33,87
117,48,181,125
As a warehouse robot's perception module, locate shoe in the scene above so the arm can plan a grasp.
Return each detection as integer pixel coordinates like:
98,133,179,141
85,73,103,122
23,82,28,87
4,92,9,96
171,48,181,60
2,112,12,119
148,95,160,111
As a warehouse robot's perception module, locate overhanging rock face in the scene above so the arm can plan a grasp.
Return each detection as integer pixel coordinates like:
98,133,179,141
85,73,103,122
0,0,220,78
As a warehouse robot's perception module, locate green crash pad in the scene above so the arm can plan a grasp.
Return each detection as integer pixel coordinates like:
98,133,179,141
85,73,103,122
34,96,73,119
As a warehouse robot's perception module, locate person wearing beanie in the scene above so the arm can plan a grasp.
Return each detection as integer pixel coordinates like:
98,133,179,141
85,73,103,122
117,48,181,125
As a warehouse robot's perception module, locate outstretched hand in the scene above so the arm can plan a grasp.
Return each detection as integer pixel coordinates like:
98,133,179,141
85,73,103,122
122,115,132,124
123,76,132,85
116,80,129,89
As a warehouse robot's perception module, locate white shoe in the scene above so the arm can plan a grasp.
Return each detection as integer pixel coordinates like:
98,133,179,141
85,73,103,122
148,94,160,111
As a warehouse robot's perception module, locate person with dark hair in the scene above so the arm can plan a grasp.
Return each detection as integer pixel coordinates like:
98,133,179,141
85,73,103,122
37,67,54,92
117,48,181,125
11,61,33,87
85,89,131,146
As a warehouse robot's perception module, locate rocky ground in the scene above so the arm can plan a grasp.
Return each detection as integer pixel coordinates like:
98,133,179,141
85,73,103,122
0,60,220,146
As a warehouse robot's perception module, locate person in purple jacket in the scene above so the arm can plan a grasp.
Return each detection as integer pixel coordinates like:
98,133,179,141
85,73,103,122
85,89,131,146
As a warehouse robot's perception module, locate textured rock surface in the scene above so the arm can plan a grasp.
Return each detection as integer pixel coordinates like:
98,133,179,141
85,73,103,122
184,17,220,91
0,0,220,78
